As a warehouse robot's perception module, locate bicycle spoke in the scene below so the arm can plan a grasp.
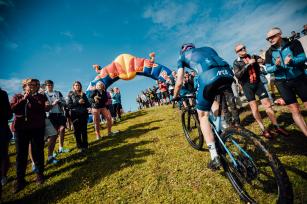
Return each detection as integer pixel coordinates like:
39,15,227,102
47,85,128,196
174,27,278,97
220,128,292,203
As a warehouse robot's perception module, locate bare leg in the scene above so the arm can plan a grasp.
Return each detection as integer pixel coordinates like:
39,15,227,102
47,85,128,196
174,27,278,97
197,110,215,144
29,144,34,164
288,103,307,136
102,108,112,134
92,108,101,138
48,135,58,157
249,100,265,130
261,98,277,125
58,126,65,149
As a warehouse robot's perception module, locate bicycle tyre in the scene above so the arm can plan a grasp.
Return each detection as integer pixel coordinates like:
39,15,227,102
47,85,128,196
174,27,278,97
181,109,204,150
219,127,293,204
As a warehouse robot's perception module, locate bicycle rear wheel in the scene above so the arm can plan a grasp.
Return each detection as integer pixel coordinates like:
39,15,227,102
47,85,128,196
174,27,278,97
219,127,293,204
181,109,204,150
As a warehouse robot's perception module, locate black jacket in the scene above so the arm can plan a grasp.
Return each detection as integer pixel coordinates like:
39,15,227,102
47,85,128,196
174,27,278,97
0,88,13,140
0,88,12,126
89,89,108,109
233,54,261,85
67,91,90,117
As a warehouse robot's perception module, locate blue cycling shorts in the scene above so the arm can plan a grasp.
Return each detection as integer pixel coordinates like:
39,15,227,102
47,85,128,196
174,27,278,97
195,67,234,111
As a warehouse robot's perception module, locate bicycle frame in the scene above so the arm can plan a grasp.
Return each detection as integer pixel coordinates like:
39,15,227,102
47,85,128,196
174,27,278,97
209,93,255,168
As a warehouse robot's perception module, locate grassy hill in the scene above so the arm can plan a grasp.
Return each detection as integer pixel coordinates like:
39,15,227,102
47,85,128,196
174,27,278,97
1,105,307,203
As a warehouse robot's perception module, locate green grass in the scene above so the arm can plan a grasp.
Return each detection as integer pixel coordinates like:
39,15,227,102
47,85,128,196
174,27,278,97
1,105,307,203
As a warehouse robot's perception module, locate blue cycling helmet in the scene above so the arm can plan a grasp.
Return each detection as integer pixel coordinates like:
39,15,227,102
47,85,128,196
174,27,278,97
180,43,195,54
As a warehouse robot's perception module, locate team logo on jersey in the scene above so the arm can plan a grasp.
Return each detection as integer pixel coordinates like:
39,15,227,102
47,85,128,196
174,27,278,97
216,69,230,76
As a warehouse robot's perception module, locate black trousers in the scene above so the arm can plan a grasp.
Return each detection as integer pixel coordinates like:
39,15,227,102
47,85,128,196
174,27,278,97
0,124,11,197
15,128,45,182
72,114,88,149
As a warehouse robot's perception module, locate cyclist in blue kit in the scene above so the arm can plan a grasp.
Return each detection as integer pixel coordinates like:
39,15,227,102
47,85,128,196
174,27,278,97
173,43,234,170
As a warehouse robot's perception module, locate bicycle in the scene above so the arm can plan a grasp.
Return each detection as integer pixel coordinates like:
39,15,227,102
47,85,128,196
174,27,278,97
179,95,204,150
175,90,293,203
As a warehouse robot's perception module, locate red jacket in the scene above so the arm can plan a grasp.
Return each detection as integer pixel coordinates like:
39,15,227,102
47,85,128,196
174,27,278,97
10,93,47,131
158,82,168,92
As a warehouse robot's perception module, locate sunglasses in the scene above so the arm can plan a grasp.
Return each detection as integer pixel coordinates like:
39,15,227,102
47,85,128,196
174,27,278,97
236,46,246,53
266,33,279,41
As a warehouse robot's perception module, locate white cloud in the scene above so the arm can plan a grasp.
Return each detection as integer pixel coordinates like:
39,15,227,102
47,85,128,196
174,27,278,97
60,31,74,39
93,31,102,37
0,78,22,97
5,41,18,49
143,0,198,29
0,0,14,7
42,42,83,54
72,43,83,53
143,0,307,65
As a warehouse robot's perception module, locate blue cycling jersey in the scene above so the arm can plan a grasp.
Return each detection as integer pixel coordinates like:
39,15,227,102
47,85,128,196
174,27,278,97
177,47,229,74
177,46,233,111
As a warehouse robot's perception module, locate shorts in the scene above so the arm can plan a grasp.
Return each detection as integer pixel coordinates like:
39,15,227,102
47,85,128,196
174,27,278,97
195,67,234,111
48,113,67,129
180,88,193,97
242,81,268,102
275,75,307,105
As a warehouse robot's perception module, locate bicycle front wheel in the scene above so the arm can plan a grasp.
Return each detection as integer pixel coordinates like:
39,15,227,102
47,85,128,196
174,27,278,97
181,109,204,150
219,127,293,204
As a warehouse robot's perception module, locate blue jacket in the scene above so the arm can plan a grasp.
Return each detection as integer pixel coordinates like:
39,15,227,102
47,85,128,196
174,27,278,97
111,93,121,104
265,38,306,80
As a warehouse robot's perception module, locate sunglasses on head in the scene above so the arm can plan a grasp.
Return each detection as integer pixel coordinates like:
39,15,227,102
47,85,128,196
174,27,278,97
236,46,246,53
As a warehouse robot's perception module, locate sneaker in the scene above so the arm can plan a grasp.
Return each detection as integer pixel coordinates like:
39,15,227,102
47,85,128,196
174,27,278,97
262,130,273,139
275,127,290,137
58,147,70,154
52,152,58,158
36,174,44,185
47,157,59,165
1,176,7,186
32,164,39,173
207,157,221,171
96,136,101,140
108,131,119,136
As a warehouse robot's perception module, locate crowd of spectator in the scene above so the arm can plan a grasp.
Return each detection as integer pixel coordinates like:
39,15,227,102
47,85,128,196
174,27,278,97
0,24,306,198
0,79,124,196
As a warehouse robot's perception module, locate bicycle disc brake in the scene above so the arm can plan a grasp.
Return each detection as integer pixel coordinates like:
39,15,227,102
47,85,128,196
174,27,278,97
236,154,258,182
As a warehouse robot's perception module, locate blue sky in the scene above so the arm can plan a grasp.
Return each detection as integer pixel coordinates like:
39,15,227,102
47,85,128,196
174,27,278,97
0,0,306,111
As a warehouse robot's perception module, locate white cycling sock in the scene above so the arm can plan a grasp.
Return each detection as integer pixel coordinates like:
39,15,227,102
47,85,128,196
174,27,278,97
207,142,218,160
